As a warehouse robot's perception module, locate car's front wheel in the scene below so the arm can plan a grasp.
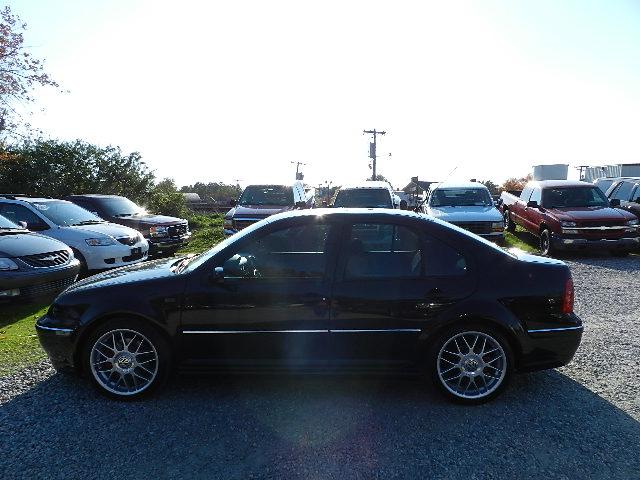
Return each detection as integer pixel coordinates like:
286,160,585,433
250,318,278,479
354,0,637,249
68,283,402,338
430,326,512,404
83,319,171,400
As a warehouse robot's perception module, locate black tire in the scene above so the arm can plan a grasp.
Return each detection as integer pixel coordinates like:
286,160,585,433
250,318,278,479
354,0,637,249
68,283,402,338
503,209,516,233
70,248,89,278
82,318,171,400
540,229,553,256
429,324,513,405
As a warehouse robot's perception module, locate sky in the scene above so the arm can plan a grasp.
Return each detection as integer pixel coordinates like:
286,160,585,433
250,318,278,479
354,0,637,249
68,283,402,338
13,0,640,189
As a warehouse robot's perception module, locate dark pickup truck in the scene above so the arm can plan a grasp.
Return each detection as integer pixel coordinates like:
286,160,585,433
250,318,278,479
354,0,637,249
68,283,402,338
66,195,190,257
499,180,639,256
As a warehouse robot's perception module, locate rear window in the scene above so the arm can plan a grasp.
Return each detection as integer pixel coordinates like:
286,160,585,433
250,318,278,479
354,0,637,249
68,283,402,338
334,188,392,208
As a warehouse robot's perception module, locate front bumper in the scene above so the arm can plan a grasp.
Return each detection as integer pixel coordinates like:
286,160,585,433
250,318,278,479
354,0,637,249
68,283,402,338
148,233,192,254
551,234,639,252
35,316,78,371
82,240,149,271
0,260,80,300
479,231,504,242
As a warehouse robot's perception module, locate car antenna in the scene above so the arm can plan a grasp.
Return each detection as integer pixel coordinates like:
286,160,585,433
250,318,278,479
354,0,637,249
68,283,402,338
415,165,458,212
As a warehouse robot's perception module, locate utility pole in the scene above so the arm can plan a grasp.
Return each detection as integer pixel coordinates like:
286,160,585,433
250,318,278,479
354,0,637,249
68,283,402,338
363,129,386,181
291,161,307,180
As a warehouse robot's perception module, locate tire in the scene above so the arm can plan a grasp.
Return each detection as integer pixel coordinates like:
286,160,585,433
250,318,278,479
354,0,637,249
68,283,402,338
503,209,516,233
82,318,171,400
540,229,553,256
70,248,88,277
429,325,513,405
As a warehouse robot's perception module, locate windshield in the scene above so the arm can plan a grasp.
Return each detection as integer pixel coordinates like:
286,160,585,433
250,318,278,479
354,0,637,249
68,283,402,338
31,201,105,226
334,188,392,208
238,185,294,207
430,188,493,207
98,197,146,217
542,186,609,208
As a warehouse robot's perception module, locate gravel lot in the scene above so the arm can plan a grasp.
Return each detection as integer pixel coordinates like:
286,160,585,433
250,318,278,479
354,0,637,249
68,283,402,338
1,256,639,479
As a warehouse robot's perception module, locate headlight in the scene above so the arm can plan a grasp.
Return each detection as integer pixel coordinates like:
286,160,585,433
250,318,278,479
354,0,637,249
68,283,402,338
224,218,233,229
149,226,169,237
85,237,116,246
491,221,504,232
0,258,19,271
626,219,639,226
561,221,577,227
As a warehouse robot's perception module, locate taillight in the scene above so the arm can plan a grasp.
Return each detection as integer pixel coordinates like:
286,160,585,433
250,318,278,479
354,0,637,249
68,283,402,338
562,277,574,314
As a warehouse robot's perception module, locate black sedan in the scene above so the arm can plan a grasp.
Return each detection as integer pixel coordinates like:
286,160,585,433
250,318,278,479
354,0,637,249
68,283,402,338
36,209,583,404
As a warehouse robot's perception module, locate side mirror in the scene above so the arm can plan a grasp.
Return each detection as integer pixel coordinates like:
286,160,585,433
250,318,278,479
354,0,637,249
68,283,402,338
229,199,237,207
526,200,538,208
634,197,640,204
399,199,408,210
210,266,224,283
610,199,621,208
295,201,307,209
18,221,27,229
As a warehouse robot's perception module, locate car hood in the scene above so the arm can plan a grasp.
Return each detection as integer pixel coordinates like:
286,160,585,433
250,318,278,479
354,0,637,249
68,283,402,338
65,256,181,292
231,205,291,218
112,214,186,229
0,232,70,257
428,205,503,222
545,206,634,223
64,222,141,238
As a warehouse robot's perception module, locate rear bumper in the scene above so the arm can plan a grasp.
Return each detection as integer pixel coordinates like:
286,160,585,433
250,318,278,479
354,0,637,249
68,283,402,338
551,234,639,251
517,317,583,372
0,260,80,300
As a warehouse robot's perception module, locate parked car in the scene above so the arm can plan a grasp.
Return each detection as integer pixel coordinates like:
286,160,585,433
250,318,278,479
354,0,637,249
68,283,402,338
333,181,399,209
423,181,504,242
499,181,639,256
37,208,582,404
223,182,311,236
0,214,80,301
604,177,640,219
0,196,149,273
66,194,191,257
593,176,627,194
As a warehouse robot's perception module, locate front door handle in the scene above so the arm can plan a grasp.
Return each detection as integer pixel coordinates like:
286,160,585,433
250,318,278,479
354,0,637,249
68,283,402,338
416,301,450,311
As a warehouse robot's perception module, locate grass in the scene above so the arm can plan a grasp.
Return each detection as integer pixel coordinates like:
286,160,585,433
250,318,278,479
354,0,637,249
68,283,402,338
0,214,226,378
178,213,225,254
503,227,539,253
0,303,49,376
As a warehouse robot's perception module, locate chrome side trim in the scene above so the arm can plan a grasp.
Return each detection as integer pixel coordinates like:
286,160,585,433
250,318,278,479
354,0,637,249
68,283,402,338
183,329,329,334
330,329,421,333
35,324,74,335
527,326,583,333
182,328,422,334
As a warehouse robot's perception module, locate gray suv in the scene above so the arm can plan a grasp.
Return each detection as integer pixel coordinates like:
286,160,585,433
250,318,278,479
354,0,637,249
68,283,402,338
0,214,80,301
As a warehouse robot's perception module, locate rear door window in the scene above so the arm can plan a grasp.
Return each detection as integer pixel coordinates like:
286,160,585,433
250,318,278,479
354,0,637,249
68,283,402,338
611,181,635,201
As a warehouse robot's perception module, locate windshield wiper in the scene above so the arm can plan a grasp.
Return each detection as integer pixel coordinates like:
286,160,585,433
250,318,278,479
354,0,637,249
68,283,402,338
72,220,105,226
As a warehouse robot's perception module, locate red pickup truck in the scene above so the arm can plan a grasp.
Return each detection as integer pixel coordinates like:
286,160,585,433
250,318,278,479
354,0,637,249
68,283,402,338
498,180,639,256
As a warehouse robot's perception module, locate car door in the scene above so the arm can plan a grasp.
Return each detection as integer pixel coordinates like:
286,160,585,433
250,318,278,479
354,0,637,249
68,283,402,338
180,218,339,368
328,219,475,367
523,187,544,232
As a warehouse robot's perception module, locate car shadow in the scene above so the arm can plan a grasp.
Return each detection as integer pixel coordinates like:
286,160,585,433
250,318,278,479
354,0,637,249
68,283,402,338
0,302,49,330
1,369,638,479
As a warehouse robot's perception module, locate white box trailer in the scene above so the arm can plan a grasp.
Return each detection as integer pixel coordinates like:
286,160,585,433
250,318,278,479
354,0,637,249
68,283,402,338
533,164,569,181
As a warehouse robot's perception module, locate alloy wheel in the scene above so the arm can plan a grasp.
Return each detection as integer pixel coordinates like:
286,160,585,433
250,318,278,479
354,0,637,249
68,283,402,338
436,331,507,400
89,329,159,396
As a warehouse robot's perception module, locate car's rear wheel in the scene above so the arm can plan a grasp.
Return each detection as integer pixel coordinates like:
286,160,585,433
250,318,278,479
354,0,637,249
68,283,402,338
83,319,170,400
503,210,516,233
430,326,512,404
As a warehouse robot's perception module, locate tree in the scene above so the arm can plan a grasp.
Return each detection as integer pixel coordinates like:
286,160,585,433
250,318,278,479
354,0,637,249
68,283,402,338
179,181,241,203
479,180,500,196
501,174,532,192
0,6,59,134
147,178,188,218
0,139,155,201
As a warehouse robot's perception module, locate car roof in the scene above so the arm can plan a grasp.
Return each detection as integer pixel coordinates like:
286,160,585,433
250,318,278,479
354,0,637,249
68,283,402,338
0,196,62,203
66,194,123,199
338,181,392,190
429,181,488,190
528,180,595,188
